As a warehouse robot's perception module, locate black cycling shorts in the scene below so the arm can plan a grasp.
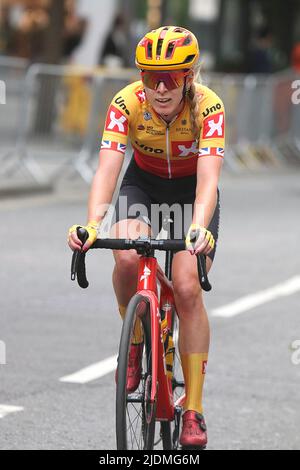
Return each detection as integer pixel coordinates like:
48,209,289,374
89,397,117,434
114,157,220,262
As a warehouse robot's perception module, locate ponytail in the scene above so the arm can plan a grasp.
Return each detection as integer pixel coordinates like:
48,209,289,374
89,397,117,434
186,63,202,140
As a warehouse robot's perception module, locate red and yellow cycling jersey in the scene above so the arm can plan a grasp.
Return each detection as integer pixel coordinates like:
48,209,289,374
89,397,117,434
101,81,225,179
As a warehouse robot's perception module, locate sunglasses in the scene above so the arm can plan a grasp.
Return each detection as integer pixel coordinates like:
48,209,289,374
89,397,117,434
141,70,189,90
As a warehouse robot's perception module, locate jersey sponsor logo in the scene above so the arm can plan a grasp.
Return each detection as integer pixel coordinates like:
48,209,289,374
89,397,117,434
202,103,222,118
114,96,130,115
101,140,127,154
202,360,207,375
135,90,146,103
137,124,145,130
199,147,224,157
146,125,165,136
203,112,224,139
172,140,198,157
175,127,192,133
144,111,152,121
105,105,128,135
134,140,164,154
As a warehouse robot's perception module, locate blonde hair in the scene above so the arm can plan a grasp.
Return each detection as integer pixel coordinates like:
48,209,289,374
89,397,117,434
187,63,202,140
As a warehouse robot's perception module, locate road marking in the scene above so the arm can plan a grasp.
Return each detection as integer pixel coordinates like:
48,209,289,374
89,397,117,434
59,277,300,384
0,405,24,419
212,275,300,318
60,355,118,384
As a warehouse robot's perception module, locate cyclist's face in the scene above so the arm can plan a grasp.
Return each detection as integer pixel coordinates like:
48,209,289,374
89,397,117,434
143,71,193,119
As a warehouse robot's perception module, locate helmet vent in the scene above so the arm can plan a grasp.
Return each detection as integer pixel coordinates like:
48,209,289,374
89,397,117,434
174,27,184,33
183,54,196,64
147,41,153,59
156,39,163,57
183,35,192,46
166,42,175,58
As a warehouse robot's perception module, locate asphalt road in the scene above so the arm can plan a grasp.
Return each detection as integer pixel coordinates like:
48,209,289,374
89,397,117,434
0,168,300,450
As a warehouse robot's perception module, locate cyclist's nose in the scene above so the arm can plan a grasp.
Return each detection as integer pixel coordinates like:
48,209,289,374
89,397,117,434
156,81,168,93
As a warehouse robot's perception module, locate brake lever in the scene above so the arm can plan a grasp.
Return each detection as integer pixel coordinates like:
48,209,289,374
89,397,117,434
189,229,212,292
70,227,89,288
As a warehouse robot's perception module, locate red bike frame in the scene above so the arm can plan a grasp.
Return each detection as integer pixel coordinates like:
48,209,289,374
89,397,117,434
137,255,176,421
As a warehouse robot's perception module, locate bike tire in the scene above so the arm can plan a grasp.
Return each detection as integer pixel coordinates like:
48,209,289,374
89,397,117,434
160,421,172,450
160,308,183,450
116,293,156,450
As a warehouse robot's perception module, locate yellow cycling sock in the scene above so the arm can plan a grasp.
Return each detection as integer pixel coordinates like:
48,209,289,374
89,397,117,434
118,305,143,344
180,352,208,414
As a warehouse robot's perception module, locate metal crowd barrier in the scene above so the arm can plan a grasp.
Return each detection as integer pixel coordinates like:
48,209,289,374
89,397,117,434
0,56,32,177
0,62,138,184
0,60,299,186
205,72,300,170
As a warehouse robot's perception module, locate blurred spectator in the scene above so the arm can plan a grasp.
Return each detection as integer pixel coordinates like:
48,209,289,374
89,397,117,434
99,14,129,68
291,42,300,73
12,4,49,60
0,2,12,54
1,0,86,62
248,25,287,74
63,0,87,60
248,26,274,73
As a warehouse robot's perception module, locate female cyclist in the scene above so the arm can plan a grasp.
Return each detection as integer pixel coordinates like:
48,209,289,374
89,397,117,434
68,26,225,449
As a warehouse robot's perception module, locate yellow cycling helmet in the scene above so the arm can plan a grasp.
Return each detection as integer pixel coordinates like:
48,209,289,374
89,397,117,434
135,26,199,71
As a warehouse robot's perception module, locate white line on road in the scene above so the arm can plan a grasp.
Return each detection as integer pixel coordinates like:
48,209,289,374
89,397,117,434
60,355,118,384
59,276,300,384
212,275,300,318
0,405,24,419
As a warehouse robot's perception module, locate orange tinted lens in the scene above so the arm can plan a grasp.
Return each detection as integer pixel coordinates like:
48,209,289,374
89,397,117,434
141,71,187,90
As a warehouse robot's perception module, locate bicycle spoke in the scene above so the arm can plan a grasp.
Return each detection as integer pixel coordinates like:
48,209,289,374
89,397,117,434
126,399,144,449
127,407,141,449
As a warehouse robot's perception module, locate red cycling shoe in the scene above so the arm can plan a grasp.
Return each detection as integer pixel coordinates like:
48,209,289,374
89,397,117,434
179,410,207,449
115,343,143,393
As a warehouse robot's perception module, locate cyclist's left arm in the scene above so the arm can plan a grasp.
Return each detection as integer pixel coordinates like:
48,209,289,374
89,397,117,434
186,90,225,254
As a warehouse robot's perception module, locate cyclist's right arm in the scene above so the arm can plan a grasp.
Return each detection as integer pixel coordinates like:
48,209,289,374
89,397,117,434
68,82,141,252
68,149,125,252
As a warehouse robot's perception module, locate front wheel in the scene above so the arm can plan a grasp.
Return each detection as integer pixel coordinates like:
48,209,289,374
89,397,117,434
116,294,156,450
160,309,184,450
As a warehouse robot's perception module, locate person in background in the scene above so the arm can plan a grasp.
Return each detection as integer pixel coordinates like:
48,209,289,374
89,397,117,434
0,1,13,55
248,26,274,74
63,0,87,60
99,13,129,68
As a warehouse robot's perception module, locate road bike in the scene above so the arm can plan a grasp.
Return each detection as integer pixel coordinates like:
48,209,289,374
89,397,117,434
71,227,211,450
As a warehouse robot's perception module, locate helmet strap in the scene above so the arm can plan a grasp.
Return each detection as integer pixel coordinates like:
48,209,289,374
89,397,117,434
181,77,189,103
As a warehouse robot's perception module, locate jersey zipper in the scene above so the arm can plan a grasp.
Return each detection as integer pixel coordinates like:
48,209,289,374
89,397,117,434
165,115,178,179
166,124,172,179
157,110,184,180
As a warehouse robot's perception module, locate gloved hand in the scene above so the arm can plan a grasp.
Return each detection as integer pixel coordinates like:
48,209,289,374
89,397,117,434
68,220,99,252
185,223,215,255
